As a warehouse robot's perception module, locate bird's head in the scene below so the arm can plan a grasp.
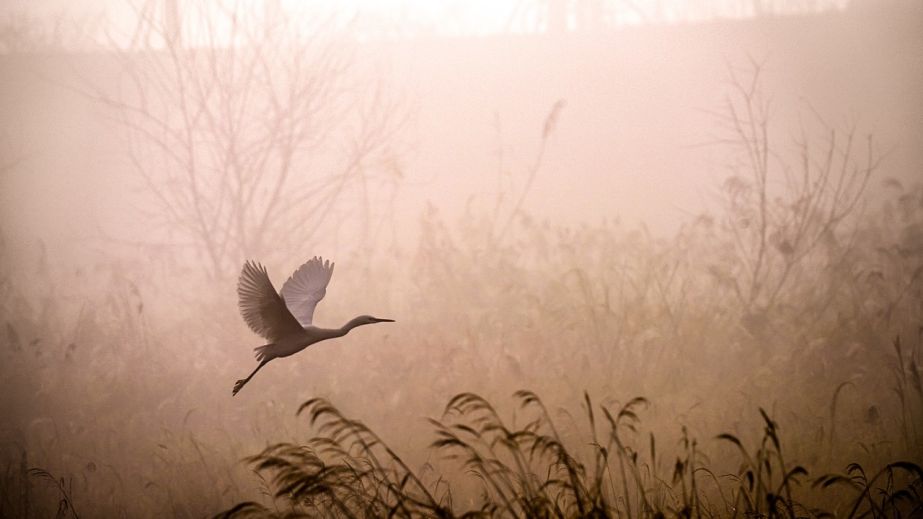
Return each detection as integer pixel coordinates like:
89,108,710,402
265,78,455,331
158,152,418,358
350,315,395,328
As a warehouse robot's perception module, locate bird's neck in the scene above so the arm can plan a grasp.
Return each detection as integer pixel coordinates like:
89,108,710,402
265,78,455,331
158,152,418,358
340,317,362,335
308,327,346,341
309,317,367,341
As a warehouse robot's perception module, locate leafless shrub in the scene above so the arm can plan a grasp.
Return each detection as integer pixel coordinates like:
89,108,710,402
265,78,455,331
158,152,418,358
708,59,879,339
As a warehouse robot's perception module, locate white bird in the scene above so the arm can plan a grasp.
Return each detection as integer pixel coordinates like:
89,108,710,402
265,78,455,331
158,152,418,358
232,256,394,396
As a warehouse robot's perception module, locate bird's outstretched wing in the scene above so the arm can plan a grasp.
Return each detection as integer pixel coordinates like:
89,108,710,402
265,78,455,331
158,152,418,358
280,256,334,327
238,261,304,342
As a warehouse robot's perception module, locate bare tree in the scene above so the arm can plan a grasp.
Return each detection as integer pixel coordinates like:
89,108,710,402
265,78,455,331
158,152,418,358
709,59,880,332
87,1,404,278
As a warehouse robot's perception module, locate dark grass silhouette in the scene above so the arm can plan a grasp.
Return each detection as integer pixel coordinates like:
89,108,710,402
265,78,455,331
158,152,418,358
215,392,922,518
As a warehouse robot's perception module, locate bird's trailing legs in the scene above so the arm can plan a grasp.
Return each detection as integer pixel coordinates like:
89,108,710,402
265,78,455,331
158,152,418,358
233,359,270,396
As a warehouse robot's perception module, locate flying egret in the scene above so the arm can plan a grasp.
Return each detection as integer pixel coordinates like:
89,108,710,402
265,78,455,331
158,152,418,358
232,256,394,396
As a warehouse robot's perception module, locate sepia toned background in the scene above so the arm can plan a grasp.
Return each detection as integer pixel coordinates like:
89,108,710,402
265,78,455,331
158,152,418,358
1,1,921,516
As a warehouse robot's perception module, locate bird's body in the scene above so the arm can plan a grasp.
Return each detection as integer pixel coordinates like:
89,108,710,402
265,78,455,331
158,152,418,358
232,257,393,396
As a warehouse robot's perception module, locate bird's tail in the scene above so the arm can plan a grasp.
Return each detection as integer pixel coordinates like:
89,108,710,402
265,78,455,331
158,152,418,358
254,344,272,362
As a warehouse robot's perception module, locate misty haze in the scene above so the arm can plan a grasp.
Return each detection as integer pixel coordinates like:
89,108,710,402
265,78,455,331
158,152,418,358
1,0,921,517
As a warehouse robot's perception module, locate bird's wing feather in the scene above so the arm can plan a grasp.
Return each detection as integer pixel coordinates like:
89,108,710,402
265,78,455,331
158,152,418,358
238,261,304,342
280,256,334,327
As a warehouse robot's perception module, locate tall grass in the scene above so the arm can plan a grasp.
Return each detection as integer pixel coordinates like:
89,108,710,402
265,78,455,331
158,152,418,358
218,391,922,518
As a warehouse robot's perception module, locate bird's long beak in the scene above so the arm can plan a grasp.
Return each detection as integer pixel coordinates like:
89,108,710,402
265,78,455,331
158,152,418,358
373,317,395,323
